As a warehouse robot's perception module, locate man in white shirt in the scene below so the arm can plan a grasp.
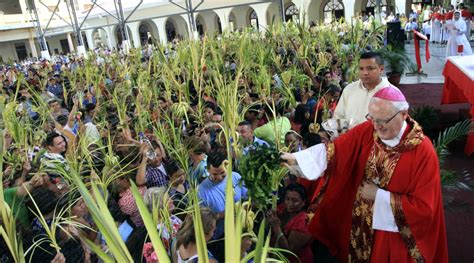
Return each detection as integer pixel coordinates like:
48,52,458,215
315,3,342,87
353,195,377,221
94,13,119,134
334,51,391,127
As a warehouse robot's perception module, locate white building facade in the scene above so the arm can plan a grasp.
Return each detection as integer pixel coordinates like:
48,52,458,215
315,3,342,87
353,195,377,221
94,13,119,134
0,0,408,62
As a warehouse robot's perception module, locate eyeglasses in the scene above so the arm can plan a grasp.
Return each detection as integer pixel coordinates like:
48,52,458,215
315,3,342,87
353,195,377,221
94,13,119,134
365,111,401,125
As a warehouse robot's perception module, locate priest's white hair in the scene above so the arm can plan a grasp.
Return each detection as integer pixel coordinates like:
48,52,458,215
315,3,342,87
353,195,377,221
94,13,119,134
370,97,410,112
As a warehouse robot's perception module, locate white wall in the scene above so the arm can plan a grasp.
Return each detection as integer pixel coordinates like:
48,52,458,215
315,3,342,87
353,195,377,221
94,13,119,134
44,34,69,55
0,42,17,62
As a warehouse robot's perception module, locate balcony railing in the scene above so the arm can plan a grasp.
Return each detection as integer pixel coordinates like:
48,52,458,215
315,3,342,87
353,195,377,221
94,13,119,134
0,13,71,29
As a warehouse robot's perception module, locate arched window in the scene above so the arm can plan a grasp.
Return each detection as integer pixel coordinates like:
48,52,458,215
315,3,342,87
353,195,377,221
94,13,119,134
139,23,151,45
166,20,177,41
324,0,345,23
365,0,389,17
215,15,222,34
116,26,126,45
229,13,236,31
249,9,259,29
285,3,299,22
196,17,205,36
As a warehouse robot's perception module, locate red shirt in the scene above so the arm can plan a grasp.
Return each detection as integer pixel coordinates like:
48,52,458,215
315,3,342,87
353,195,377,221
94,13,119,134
461,9,472,19
118,186,147,227
445,11,454,20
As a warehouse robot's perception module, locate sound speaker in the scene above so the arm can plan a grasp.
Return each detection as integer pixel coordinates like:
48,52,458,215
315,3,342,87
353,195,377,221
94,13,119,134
386,22,405,49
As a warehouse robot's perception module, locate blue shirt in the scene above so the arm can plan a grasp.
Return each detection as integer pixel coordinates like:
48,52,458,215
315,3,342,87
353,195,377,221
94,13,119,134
189,155,209,184
47,83,63,98
198,171,248,239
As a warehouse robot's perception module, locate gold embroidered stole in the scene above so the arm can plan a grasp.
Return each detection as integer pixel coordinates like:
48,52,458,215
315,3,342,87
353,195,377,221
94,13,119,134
348,119,424,262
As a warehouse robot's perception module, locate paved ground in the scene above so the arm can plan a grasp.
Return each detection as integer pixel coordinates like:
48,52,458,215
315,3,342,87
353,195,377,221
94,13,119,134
399,40,473,84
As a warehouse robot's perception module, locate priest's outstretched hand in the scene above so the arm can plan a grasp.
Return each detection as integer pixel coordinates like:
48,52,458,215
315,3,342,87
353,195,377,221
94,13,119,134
280,152,304,177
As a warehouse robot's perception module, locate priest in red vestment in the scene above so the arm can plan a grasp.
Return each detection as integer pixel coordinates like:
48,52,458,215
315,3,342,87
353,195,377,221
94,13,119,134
282,87,448,263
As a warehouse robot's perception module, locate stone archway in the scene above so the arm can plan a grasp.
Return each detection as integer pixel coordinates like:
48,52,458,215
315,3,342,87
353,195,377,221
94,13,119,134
229,12,237,31
92,27,108,48
247,7,259,29
165,16,189,41
196,14,206,36
138,20,159,45
266,2,281,25
215,14,223,34
308,0,320,22
114,25,133,47
354,0,394,16
285,2,300,22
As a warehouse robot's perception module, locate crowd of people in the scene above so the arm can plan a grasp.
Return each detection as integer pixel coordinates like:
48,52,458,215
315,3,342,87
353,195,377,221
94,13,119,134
402,4,472,56
0,15,451,263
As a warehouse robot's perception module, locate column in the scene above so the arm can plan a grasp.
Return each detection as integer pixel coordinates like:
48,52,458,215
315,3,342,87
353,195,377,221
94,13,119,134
67,33,75,53
179,14,196,40
127,21,142,48
251,3,271,31
104,26,117,49
28,36,39,58
201,12,217,37
152,17,168,45
345,0,356,22
85,29,95,51
216,8,232,32
395,0,406,16
287,0,306,24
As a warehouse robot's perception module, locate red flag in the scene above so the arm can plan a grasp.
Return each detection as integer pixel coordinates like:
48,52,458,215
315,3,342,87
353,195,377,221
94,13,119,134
413,30,430,73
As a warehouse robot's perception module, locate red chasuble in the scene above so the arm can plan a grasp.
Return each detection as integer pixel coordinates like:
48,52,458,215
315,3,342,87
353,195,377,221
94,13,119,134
308,118,448,263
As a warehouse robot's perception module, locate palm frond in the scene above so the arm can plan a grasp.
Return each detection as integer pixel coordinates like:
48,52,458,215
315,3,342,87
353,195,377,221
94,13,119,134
434,119,472,165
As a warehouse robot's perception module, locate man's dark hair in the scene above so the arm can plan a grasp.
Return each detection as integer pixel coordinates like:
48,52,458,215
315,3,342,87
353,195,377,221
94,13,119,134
302,133,322,148
186,136,208,155
360,51,384,66
27,186,60,215
263,103,285,117
238,120,252,127
163,158,181,176
47,98,59,105
204,101,216,111
43,131,64,148
327,84,342,96
56,114,68,126
207,149,227,168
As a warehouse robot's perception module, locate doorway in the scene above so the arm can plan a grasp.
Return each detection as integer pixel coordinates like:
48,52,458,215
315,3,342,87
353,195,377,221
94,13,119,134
15,43,28,61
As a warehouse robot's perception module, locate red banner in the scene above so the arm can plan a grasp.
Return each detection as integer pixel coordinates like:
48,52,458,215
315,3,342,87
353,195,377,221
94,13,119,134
413,30,430,73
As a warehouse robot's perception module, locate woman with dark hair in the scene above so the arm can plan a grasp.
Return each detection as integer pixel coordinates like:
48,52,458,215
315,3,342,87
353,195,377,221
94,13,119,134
311,84,341,124
164,158,189,218
267,183,313,262
290,104,311,134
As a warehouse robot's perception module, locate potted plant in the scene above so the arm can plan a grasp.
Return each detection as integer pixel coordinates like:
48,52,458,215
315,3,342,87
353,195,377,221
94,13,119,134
379,45,412,85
